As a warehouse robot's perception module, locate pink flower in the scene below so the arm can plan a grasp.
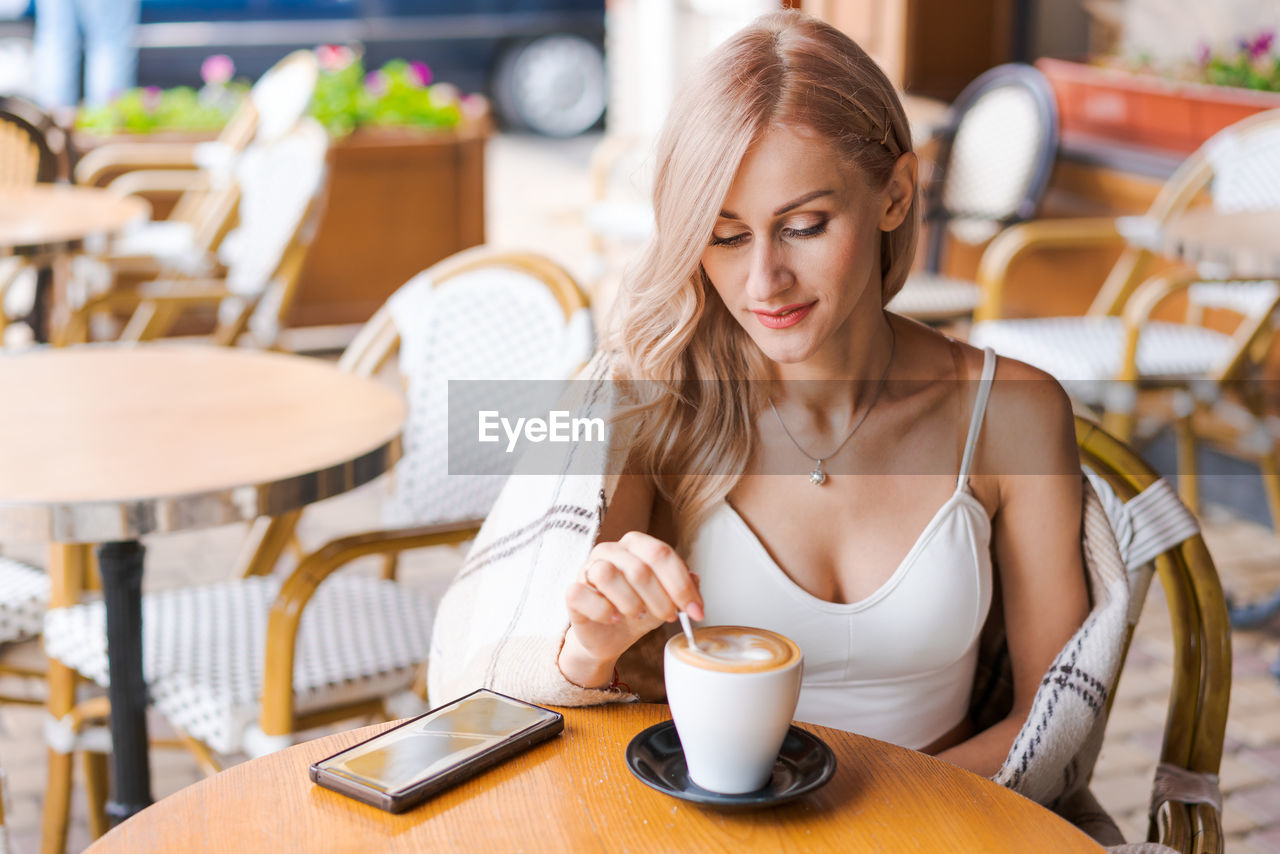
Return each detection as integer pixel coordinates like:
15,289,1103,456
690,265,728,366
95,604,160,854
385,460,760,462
142,86,162,112
1249,31,1275,59
364,70,387,97
460,93,488,119
1196,43,1211,66
201,54,235,86
407,60,432,87
316,44,356,72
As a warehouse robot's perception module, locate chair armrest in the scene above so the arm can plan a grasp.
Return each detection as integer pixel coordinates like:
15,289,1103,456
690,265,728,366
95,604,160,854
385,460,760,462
55,278,232,345
105,169,211,200
74,142,202,187
259,520,483,735
973,217,1128,321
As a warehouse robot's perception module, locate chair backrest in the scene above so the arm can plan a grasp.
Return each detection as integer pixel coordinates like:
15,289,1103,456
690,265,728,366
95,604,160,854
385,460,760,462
212,117,329,346
0,106,55,187
1075,414,1230,853
926,63,1059,270
168,50,321,251
340,247,596,527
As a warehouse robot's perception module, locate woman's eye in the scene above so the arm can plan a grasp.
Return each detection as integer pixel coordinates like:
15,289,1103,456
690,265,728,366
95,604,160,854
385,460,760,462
709,232,749,247
783,220,827,239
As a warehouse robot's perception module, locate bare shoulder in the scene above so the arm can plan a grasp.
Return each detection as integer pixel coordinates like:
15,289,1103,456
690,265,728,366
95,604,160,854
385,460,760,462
952,343,1079,481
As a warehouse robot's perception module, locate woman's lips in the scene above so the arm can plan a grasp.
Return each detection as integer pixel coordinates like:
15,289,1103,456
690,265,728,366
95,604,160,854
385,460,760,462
753,302,815,329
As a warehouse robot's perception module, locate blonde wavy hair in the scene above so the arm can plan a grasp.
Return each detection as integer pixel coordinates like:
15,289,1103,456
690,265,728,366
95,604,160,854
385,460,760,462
610,9,919,543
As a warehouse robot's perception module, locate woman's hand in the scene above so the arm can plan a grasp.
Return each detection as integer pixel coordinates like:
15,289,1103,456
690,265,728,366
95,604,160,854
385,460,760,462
558,531,704,689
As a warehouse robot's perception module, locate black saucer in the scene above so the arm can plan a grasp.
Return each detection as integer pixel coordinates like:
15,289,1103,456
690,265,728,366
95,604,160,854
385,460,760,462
624,720,836,809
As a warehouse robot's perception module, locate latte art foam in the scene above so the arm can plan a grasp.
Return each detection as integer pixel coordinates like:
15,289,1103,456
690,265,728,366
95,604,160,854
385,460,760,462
670,626,802,673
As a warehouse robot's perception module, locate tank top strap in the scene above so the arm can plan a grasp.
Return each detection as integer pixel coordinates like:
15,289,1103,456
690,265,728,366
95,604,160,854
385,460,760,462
957,347,998,488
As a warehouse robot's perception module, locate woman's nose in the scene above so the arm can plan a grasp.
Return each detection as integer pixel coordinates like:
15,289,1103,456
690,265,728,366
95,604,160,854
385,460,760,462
745,239,792,302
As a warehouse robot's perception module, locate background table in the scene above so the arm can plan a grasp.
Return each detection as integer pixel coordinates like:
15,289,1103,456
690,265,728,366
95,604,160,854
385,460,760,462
85,704,1104,853
0,185,149,340
0,344,404,823
1159,209,1280,279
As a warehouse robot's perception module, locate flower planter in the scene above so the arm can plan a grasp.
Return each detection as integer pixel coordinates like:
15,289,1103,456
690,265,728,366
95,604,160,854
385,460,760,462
289,121,488,327
1036,57,1280,156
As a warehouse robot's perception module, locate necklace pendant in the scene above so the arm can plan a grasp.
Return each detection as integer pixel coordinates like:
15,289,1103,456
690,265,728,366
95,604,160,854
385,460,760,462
809,466,827,486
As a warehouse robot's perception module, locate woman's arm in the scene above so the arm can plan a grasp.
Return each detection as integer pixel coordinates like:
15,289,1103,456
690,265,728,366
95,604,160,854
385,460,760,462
934,360,1090,777
557,473,704,688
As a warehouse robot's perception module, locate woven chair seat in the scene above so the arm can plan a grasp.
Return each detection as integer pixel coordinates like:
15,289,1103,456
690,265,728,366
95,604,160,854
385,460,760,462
970,316,1234,397
0,557,48,645
887,273,981,322
43,574,432,755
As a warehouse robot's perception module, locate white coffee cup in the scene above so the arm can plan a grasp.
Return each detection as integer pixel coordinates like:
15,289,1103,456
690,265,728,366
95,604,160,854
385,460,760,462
663,625,804,794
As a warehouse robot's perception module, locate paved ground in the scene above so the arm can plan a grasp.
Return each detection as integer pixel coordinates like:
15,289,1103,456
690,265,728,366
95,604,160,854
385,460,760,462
3,131,1280,852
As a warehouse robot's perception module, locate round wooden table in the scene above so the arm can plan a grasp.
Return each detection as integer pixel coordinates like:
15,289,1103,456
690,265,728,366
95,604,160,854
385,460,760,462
0,185,149,341
86,704,1104,853
1159,208,1280,279
0,344,404,822
0,185,148,255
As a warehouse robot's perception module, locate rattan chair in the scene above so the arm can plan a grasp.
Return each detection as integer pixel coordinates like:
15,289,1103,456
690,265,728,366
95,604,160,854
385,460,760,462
0,102,60,345
1075,414,1230,854
887,63,1059,324
970,109,1280,527
72,50,319,287
58,116,330,349
0,100,56,716
40,247,594,846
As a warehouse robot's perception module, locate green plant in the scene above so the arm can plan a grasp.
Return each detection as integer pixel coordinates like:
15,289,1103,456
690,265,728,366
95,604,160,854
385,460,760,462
308,48,468,136
77,47,482,137
1115,31,1280,93
1199,32,1280,92
76,83,246,135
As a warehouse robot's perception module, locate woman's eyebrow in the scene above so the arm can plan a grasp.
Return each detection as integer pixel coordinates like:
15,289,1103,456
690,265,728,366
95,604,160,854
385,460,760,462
717,189,835,221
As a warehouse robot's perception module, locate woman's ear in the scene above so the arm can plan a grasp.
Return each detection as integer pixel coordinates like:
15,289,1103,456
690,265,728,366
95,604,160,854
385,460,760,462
879,152,917,232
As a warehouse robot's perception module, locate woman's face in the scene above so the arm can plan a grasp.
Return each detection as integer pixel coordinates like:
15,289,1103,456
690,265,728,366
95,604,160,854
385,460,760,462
700,123,914,369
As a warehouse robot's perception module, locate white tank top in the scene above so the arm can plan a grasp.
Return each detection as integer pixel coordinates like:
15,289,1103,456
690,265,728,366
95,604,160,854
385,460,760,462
684,349,997,749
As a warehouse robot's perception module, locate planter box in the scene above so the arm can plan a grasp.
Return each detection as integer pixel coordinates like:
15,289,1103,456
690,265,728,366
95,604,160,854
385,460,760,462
1036,57,1280,156
290,123,488,328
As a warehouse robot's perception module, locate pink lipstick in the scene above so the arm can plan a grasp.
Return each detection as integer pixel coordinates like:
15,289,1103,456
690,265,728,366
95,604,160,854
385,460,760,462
753,302,815,329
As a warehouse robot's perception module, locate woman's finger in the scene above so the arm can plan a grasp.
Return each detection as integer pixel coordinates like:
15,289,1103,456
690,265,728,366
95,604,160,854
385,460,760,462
583,552,649,619
565,578,620,624
618,531,704,620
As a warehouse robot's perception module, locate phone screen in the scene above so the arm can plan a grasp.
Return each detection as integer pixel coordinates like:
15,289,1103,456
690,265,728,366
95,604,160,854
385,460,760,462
315,692,559,795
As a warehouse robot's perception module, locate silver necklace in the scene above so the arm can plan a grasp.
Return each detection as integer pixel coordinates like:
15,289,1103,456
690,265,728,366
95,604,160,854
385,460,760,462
767,326,895,486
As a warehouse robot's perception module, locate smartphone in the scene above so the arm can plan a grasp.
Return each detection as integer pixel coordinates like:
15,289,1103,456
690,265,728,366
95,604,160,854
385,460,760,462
309,688,564,813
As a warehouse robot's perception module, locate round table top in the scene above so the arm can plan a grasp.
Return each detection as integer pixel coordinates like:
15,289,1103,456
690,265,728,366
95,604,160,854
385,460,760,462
0,344,404,542
0,184,149,252
86,704,1103,854
1160,208,1280,278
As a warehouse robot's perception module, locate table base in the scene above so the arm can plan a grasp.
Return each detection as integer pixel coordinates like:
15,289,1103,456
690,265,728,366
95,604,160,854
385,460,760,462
99,540,153,821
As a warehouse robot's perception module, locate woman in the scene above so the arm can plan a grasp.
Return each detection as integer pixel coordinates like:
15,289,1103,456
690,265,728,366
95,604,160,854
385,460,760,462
430,10,1090,781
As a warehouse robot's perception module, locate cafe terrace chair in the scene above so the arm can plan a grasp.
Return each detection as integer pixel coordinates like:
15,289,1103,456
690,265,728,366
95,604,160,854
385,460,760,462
1072,414,1230,854
969,108,1280,526
0,103,59,346
70,50,319,283
40,248,594,839
56,116,330,350
887,62,1059,324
